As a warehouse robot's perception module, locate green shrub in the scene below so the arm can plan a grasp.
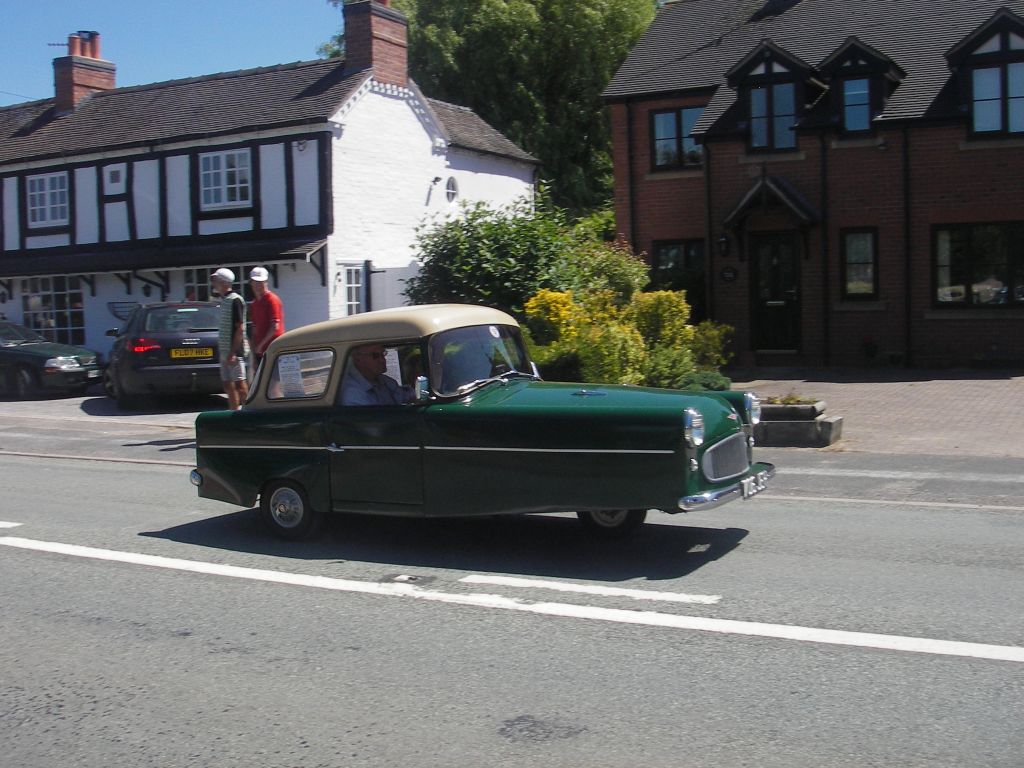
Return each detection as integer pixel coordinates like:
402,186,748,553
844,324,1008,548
691,320,735,370
626,290,694,349
640,344,696,389
576,322,646,385
546,238,649,306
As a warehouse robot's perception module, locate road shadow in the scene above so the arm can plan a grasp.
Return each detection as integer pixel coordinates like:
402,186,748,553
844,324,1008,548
122,437,196,452
141,509,748,582
79,393,226,418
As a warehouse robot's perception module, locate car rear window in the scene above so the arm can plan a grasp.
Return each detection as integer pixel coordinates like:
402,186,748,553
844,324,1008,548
267,349,335,400
144,306,220,333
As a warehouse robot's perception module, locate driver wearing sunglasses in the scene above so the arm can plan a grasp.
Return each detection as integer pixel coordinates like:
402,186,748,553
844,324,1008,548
340,343,414,406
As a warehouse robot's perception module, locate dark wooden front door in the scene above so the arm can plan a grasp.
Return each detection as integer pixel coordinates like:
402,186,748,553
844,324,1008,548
750,232,800,350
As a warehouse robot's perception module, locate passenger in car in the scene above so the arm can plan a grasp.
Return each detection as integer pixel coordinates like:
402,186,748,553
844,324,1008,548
340,344,413,406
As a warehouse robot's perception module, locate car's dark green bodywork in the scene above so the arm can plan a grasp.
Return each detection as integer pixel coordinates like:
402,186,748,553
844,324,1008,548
192,304,773,533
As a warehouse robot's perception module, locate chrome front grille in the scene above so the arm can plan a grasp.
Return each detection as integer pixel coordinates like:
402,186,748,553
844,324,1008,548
701,432,749,482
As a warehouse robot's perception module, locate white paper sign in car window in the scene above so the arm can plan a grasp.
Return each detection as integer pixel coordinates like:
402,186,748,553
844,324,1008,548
278,353,306,398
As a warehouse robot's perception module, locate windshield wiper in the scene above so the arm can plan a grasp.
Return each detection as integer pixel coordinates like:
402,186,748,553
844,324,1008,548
453,369,535,395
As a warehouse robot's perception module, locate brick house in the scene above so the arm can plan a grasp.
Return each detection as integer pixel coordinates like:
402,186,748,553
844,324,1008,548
0,0,536,357
604,0,1024,367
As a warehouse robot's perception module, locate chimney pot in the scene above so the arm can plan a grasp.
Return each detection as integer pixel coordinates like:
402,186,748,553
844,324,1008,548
68,34,82,57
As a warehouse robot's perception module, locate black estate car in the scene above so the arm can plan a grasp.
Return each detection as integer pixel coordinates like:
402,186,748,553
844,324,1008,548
0,320,102,399
104,302,222,407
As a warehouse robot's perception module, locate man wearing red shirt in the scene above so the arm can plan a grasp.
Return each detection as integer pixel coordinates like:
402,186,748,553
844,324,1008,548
248,266,284,371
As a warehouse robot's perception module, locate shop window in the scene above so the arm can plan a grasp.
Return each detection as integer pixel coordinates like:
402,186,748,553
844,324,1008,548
20,275,85,345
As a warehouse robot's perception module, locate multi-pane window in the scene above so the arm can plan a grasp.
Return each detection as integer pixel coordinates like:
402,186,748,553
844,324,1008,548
750,81,797,150
652,107,705,168
26,172,69,227
970,31,1024,134
344,265,364,315
650,240,706,322
841,230,878,300
20,276,85,345
934,223,1024,306
199,149,251,209
842,78,872,132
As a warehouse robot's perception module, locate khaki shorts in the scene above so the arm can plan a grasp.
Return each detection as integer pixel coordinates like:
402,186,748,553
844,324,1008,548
220,357,246,382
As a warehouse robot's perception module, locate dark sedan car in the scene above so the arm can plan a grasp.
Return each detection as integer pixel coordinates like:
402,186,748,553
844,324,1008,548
104,302,222,407
0,320,102,399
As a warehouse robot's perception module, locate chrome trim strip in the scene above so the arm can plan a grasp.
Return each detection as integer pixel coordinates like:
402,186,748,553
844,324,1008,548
201,445,673,455
678,463,775,512
423,446,674,455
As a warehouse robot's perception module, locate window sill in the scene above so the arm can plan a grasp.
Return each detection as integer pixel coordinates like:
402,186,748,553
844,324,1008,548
925,309,1024,319
830,136,884,150
738,151,805,164
959,136,1024,150
835,300,885,311
644,168,704,181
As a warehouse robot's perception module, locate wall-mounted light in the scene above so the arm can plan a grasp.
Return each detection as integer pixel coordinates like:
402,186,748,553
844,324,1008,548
296,139,308,152
717,233,731,258
431,176,442,185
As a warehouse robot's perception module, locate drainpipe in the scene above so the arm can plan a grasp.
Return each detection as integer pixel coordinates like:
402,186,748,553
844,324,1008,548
704,142,715,319
626,101,638,251
819,133,830,365
902,126,913,367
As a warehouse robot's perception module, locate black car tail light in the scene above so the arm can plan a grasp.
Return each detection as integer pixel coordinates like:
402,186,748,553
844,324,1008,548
130,337,161,354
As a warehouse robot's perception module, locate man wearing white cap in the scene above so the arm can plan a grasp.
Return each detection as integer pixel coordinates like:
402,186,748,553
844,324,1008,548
248,266,284,372
210,267,249,409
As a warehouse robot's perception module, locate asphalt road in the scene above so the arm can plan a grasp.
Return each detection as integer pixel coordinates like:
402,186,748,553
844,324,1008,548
1,394,1023,767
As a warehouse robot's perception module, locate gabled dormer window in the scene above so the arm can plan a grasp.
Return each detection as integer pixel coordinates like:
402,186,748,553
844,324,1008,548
651,106,705,169
820,37,905,135
946,9,1024,136
726,42,813,152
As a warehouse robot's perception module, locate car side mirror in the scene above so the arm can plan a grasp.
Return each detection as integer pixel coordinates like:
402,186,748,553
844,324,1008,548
106,328,119,337
414,375,430,402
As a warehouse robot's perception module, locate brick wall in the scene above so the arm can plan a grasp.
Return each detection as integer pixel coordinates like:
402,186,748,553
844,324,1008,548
609,94,1024,367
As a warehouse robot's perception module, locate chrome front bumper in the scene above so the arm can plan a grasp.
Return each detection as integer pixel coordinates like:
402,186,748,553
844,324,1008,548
678,462,775,512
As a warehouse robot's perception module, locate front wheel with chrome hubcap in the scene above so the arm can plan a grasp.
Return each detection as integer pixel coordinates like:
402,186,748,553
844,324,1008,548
576,509,648,538
260,480,321,540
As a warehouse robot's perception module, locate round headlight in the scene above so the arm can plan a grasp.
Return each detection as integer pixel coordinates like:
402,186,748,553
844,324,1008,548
684,408,705,447
744,392,761,425
43,356,84,372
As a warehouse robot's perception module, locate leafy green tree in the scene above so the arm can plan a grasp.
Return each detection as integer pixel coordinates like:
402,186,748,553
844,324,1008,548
322,0,656,213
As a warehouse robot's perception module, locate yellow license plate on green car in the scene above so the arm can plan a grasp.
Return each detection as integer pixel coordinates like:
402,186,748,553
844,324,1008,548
170,347,213,359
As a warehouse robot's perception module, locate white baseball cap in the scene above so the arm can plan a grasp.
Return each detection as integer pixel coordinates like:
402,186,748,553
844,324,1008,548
211,267,235,283
249,266,269,282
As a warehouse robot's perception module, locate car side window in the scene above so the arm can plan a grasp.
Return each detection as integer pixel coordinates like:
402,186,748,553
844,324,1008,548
266,349,335,400
338,342,421,407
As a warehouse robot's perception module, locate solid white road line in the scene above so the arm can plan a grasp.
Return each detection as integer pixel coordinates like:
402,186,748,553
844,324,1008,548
0,521,23,528
460,574,721,604
3,535,1023,664
782,467,1024,484
0,450,189,467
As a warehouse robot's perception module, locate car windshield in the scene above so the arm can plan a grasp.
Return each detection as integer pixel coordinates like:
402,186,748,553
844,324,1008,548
143,306,220,333
0,321,46,346
428,323,533,396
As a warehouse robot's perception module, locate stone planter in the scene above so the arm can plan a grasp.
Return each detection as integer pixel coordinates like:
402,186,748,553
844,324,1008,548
754,400,843,447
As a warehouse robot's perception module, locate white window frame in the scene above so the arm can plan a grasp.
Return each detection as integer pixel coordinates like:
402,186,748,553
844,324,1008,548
199,149,252,211
344,265,364,316
26,172,69,228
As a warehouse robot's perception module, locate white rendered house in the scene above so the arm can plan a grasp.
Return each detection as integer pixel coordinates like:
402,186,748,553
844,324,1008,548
0,0,537,356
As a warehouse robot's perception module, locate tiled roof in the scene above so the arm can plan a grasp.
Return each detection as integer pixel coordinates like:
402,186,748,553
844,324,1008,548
0,58,533,165
426,99,537,164
604,0,1024,128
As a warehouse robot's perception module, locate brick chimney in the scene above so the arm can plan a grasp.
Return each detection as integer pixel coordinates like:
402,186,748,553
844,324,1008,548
343,0,409,87
53,31,116,113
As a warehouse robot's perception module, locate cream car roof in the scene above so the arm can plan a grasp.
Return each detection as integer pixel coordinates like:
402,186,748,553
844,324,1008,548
267,304,519,353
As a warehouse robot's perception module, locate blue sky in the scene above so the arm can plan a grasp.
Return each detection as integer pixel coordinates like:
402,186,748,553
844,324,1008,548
2,0,344,107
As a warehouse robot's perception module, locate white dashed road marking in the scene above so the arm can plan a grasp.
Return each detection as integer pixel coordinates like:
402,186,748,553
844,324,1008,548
3,535,1023,664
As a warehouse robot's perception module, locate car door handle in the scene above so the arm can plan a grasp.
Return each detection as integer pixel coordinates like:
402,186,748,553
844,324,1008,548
326,442,345,453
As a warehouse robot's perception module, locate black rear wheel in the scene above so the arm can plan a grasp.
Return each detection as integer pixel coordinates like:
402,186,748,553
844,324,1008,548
260,480,322,540
576,509,648,538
